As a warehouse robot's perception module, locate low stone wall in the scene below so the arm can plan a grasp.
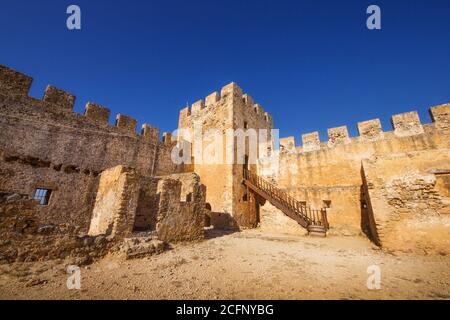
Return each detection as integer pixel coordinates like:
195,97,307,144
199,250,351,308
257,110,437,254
0,193,115,264
87,168,206,243
155,173,206,242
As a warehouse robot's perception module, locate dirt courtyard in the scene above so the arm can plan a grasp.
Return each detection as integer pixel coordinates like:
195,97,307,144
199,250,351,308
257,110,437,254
0,229,449,300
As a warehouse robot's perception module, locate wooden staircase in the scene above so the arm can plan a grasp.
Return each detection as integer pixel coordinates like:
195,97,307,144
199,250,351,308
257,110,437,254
243,169,329,237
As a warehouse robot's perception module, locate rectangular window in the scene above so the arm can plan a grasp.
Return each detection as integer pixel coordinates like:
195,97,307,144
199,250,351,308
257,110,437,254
34,188,52,205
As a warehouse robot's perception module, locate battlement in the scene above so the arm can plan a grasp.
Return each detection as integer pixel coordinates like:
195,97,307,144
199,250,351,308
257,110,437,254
429,103,450,130
179,82,273,125
0,65,33,96
43,85,76,111
116,114,138,133
141,124,160,142
0,65,160,143
277,105,450,155
162,132,174,146
85,102,111,124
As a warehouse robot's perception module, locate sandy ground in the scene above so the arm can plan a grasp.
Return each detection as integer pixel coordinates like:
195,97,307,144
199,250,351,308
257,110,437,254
0,229,449,300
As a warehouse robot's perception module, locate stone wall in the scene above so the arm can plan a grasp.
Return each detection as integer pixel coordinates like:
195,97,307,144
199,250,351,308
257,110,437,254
0,150,99,231
155,173,206,242
0,65,175,232
258,105,450,236
362,150,450,254
0,193,113,264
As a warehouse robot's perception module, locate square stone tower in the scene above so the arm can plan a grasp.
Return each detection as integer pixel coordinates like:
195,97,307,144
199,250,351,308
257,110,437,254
177,82,274,228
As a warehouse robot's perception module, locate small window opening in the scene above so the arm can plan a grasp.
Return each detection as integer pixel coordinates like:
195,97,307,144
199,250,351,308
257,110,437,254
244,121,248,129
323,200,332,209
34,188,52,205
186,193,192,203
243,193,248,202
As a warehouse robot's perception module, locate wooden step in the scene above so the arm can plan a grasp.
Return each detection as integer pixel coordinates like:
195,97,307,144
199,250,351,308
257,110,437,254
307,225,327,237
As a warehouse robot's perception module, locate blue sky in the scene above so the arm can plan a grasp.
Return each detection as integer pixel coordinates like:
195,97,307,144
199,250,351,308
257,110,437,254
1,0,449,141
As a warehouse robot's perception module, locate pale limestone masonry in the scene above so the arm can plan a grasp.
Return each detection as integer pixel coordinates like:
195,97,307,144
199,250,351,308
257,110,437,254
302,132,321,152
430,103,450,130
280,136,296,152
155,173,206,242
258,102,450,252
327,126,350,147
357,119,384,141
0,63,449,260
177,81,273,229
392,111,424,137
362,151,450,253
88,166,139,238
43,85,76,111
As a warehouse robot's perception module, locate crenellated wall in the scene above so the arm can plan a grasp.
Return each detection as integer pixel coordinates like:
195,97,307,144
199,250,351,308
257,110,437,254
259,105,450,236
1,63,448,249
0,65,172,231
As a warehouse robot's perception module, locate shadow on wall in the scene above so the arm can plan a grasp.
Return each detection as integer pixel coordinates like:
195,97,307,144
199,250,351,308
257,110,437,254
208,212,240,231
360,166,381,246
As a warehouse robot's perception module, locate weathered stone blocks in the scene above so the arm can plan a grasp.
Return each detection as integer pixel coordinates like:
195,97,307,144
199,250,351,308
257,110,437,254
254,103,264,115
162,132,172,146
391,111,424,137
242,94,254,108
327,126,350,146
141,124,160,143
116,114,137,133
221,82,243,99
88,166,139,238
0,65,32,96
280,136,296,152
205,92,220,107
302,132,320,152
357,119,383,141
43,85,76,111
430,103,450,130
84,102,110,124
192,99,205,113
156,173,206,242
120,236,166,259
264,112,273,125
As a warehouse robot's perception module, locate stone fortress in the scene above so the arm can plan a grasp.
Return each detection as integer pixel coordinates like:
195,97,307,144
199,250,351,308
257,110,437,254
0,64,449,263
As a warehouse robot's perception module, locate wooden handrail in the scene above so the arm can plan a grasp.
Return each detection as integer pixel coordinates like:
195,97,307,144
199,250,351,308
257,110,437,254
243,169,329,232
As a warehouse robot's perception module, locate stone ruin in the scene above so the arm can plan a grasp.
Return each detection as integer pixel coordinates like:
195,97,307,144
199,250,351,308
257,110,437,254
0,64,449,264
